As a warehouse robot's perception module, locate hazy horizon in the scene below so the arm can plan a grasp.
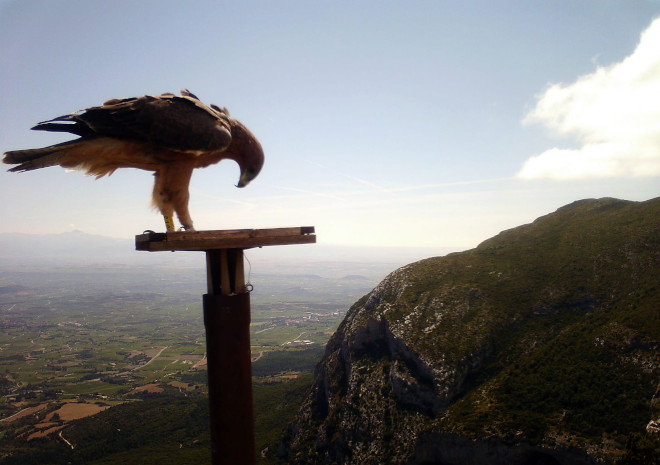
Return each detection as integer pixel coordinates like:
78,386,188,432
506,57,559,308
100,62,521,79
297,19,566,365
2,2,659,250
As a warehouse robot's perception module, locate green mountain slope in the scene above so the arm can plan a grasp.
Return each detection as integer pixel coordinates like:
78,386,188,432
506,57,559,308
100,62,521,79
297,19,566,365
280,197,660,465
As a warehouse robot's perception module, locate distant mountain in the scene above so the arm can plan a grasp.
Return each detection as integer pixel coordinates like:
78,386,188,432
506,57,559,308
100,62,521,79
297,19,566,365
0,230,456,281
340,275,369,281
0,231,143,267
280,197,660,465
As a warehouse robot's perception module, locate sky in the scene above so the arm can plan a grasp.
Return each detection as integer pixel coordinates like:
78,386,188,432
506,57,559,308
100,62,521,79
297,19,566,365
1,1,660,253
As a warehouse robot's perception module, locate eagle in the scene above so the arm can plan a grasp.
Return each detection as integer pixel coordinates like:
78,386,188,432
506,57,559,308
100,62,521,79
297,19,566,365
2,90,264,232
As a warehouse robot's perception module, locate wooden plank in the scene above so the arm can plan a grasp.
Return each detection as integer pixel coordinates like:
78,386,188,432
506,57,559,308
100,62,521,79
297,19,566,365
220,250,231,295
166,227,313,242
206,250,222,295
233,249,246,294
135,226,315,252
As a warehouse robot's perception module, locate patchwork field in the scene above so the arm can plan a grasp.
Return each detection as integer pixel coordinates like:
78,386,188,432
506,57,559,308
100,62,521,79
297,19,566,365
0,263,379,463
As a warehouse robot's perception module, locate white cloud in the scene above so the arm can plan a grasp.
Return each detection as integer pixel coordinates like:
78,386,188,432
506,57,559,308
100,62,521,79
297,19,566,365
519,17,660,180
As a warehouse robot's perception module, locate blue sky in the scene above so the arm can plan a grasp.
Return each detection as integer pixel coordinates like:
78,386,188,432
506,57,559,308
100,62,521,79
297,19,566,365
1,1,659,251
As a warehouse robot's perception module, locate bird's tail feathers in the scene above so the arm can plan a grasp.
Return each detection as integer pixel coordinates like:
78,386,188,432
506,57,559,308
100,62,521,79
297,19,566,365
3,140,82,172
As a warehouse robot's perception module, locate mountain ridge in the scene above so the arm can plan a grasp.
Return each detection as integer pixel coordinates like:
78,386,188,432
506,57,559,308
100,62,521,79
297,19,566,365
280,197,660,465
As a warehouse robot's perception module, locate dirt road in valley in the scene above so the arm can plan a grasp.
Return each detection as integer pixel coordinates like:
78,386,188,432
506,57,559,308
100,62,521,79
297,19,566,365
131,346,168,371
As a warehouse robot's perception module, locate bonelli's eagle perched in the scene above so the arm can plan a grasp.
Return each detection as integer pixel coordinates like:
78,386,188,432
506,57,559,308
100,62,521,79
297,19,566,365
2,90,264,232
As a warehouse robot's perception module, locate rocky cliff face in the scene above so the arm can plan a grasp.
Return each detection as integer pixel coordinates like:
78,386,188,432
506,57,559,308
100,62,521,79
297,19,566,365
280,197,660,465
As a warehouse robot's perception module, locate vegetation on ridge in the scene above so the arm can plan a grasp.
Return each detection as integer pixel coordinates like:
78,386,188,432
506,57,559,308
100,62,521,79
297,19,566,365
282,197,660,465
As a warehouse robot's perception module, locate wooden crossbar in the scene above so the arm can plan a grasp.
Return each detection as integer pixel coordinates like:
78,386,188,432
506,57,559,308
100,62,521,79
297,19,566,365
135,226,316,252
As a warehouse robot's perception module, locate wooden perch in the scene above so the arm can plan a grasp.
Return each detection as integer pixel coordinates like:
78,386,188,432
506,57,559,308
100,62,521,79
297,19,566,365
133,225,316,465
135,226,316,252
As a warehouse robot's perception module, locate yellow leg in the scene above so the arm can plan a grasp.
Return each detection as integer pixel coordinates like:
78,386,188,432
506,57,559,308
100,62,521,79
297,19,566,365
164,215,175,232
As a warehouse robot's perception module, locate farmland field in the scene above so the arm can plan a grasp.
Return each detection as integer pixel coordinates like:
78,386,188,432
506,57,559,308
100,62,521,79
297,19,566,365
0,261,382,463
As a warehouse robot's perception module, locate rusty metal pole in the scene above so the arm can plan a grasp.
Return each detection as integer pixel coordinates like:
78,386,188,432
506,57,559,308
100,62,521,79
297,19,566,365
204,248,255,465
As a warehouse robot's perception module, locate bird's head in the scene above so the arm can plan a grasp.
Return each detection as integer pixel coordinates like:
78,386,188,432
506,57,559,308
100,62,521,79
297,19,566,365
231,121,264,188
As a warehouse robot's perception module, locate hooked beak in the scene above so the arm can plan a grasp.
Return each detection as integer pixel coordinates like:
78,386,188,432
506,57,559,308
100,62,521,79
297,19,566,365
237,170,250,188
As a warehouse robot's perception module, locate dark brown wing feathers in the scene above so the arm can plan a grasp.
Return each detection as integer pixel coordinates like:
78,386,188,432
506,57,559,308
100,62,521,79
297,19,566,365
31,92,232,153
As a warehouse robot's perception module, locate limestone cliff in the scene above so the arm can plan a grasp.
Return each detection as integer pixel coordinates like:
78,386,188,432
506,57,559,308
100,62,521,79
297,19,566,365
280,197,660,465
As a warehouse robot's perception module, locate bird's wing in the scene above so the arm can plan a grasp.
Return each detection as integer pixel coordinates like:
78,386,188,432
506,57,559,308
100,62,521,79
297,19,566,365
33,92,232,154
